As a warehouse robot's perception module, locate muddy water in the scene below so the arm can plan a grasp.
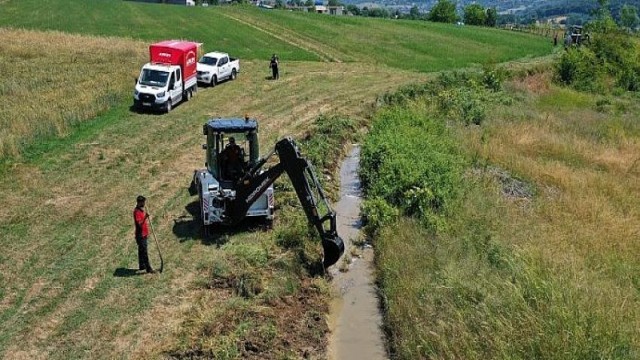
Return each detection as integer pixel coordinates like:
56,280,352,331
327,146,388,360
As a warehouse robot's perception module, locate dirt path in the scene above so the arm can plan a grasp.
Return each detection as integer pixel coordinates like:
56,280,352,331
327,146,388,360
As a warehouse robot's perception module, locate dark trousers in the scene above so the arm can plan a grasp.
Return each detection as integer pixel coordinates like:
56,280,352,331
136,236,152,272
272,66,279,80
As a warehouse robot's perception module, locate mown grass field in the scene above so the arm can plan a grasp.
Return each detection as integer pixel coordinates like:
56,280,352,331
216,6,552,71
360,69,640,358
0,0,561,358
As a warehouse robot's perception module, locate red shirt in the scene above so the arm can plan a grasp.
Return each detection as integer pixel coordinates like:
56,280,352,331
133,207,149,238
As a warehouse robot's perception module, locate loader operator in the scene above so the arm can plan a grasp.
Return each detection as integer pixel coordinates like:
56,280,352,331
133,195,155,274
221,137,244,181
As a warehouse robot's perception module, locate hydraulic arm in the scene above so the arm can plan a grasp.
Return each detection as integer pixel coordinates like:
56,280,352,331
230,137,345,268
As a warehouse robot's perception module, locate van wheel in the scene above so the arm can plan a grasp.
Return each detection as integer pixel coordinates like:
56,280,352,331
185,89,192,101
231,69,237,80
166,100,172,113
210,75,217,87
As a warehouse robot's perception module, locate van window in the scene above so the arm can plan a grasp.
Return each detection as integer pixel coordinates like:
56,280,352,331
176,68,181,82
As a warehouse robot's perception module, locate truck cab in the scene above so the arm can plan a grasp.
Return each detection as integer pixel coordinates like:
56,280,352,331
134,64,184,112
133,40,199,113
197,51,240,87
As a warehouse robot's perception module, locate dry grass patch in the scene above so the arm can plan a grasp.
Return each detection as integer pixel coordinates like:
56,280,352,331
505,71,552,95
462,77,640,350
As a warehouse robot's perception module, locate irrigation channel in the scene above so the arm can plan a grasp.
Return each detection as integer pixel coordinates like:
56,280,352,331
327,146,388,360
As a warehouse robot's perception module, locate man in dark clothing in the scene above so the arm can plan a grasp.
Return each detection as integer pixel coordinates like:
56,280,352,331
221,137,244,180
133,195,154,274
270,54,279,80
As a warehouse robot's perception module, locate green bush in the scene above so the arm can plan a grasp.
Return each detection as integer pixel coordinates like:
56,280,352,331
378,71,504,126
300,114,359,173
482,65,509,92
617,62,640,91
555,47,603,91
361,197,399,237
554,28,640,93
436,87,487,125
359,106,465,231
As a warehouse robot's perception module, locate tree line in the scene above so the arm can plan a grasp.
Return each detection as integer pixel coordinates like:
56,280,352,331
343,0,498,27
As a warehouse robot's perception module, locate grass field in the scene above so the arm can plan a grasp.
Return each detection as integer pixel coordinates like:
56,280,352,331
217,6,552,71
0,0,563,358
0,0,551,70
0,29,147,158
0,27,427,358
361,70,640,359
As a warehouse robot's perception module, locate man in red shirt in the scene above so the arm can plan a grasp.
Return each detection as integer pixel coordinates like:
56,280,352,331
133,195,155,274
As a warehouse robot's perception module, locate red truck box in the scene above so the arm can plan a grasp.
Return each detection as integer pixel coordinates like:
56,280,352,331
149,40,200,81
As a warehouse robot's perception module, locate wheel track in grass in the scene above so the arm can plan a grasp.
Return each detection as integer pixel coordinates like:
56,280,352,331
219,12,343,63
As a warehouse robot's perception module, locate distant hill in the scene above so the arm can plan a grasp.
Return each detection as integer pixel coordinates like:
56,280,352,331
346,0,640,25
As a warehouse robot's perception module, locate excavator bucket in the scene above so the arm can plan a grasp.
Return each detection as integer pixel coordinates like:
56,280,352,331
322,234,345,268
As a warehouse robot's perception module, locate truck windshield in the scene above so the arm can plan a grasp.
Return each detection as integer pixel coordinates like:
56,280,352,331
199,56,218,66
139,69,169,87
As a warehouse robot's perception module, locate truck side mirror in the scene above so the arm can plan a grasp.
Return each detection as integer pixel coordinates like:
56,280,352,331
202,144,207,150
134,76,138,85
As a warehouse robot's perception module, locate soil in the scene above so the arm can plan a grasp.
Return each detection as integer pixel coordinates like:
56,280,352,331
327,146,388,360
167,278,330,360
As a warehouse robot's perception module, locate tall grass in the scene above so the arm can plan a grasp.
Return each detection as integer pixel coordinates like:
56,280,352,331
0,28,146,158
361,70,640,359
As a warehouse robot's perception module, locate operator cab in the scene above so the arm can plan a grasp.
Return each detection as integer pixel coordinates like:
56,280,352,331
203,118,259,186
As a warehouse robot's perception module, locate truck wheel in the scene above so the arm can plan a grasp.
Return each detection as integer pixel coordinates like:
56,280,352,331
185,89,192,102
231,69,237,81
166,100,172,113
210,75,217,88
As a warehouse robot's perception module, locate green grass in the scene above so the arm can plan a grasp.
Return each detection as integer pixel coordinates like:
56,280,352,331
219,6,553,72
0,0,552,71
0,0,552,158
